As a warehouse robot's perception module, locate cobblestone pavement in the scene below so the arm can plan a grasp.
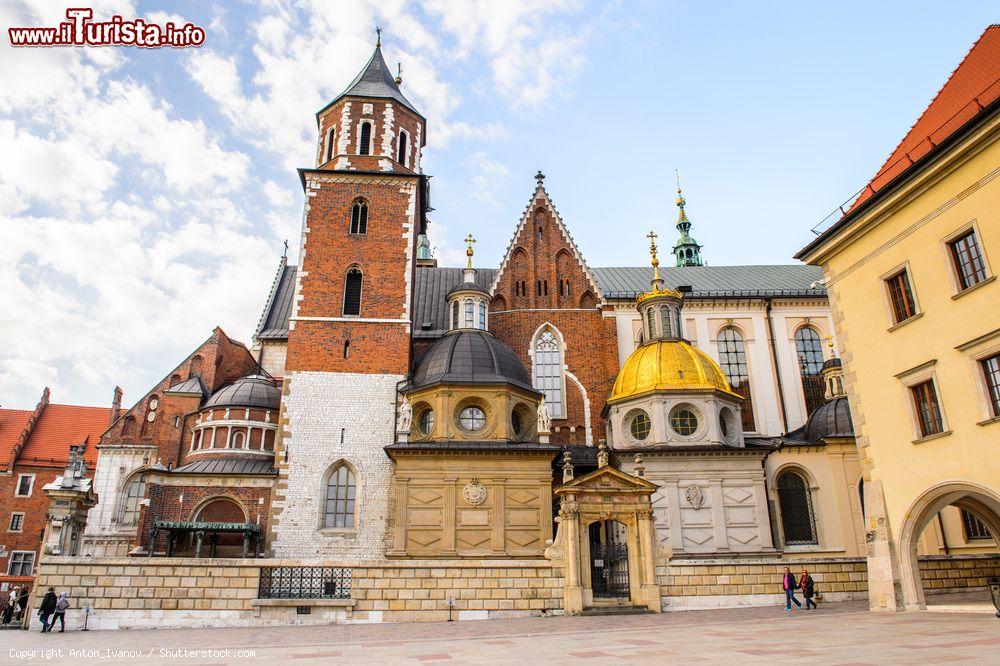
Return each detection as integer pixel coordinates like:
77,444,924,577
3,599,999,665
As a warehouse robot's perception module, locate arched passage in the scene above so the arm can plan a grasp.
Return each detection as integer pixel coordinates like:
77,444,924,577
896,482,1000,610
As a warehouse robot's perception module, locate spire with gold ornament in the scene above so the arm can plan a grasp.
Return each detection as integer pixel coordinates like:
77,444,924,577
672,172,704,267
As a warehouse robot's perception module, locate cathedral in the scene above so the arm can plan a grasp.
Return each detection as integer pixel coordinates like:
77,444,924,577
55,40,992,623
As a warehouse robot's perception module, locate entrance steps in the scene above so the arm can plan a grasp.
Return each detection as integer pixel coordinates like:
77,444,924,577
580,604,655,617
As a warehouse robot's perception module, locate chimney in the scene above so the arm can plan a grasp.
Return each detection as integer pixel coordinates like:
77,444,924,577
110,386,123,426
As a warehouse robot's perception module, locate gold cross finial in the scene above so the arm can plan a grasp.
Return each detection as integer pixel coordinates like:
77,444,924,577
375,26,382,47
647,230,662,284
464,233,476,269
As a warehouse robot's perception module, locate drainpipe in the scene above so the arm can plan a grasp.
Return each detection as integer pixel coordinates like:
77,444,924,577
765,298,790,434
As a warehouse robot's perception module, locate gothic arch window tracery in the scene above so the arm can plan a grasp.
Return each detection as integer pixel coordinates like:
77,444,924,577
532,326,565,419
350,199,368,234
717,326,755,431
323,461,357,529
343,267,363,316
116,471,148,527
794,326,826,414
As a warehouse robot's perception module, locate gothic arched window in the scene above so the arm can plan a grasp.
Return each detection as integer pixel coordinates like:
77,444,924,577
358,121,372,155
795,327,826,414
350,199,368,234
323,462,356,529
325,127,336,162
717,326,755,431
117,473,147,527
397,129,409,166
533,328,564,418
343,267,363,316
777,470,817,545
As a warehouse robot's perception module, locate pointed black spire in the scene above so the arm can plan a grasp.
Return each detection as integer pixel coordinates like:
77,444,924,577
320,38,423,119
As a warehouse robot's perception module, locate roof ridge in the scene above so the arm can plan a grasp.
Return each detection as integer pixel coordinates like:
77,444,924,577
864,25,1000,187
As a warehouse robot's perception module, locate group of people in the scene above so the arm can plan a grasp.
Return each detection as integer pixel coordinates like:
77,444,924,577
1,586,30,625
781,567,819,611
37,588,71,632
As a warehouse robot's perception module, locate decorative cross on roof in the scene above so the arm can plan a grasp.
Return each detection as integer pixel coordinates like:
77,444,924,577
464,233,476,269
375,26,382,47
535,170,545,186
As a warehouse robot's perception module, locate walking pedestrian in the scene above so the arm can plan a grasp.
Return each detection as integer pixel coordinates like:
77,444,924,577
1,588,15,625
16,587,29,622
50,592,70,632
781,566,801,611
38,587,57,633
801,569,818,609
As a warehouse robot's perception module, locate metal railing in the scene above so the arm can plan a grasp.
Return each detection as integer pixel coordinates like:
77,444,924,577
810,77,1000,237
258,566,352,599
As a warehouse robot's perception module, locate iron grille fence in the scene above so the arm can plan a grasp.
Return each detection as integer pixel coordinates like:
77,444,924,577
258,566,352,599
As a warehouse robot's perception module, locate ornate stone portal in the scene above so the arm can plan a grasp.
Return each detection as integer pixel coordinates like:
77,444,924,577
545,451,664,614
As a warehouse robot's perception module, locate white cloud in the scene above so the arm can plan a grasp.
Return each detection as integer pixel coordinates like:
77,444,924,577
466,151,509,206
263,180,294,207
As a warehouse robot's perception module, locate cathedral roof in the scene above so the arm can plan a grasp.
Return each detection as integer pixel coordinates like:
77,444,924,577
406,330,535,393
171,458,276,475
255,263,825,343
319,44,423,119
203,375,281,411
609,339,739,404
803,396,854,442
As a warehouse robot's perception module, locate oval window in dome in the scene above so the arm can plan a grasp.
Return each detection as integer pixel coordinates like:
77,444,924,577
670,406,698,436
629,411,651,440
459,405,486,432
418,408,435,436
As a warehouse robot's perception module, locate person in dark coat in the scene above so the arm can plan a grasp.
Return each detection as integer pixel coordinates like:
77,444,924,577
17,587,29,622
781,567,801,611
38,588,57,633
801,569,818,609
1,588,15,625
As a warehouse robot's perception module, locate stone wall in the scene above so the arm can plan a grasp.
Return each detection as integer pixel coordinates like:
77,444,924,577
658,554,1000,611
269,372,399,560
30,557,562,630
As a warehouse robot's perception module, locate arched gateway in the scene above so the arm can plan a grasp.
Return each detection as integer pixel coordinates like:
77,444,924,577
545,445,664,614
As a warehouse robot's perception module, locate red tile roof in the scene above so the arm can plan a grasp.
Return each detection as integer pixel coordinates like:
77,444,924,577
851,25,1000,211
0,402,111,469
0,408,33,470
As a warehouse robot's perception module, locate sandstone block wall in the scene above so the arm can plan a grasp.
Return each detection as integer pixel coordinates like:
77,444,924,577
918,554,1000,591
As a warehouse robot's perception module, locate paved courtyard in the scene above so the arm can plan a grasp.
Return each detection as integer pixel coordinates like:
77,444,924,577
3,598,999,665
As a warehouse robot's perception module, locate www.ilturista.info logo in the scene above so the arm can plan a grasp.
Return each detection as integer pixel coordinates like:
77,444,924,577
8,8,205,48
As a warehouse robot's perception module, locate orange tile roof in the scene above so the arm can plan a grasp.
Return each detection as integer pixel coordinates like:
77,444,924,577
851,25,1000,211
0,403,111,469
0,408,33,469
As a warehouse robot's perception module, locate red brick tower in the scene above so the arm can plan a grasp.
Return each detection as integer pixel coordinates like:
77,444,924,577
271,38,428,559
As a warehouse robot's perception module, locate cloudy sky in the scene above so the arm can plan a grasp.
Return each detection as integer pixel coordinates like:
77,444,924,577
1,0,996,409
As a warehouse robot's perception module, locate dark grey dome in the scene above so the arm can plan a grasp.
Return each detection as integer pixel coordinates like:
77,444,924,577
408,330,535,392
804,396,854,441
203,375,281,410
446,282,490,298
822,358,842,371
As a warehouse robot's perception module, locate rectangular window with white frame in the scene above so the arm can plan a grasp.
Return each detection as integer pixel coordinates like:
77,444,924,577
8,513,24,532
942,222,992,296
7,550,35,576
982,353,1000,418
14,474,34,497
957,329,1000,425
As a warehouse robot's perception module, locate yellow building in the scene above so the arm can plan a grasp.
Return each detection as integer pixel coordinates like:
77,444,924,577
796,26,1000,610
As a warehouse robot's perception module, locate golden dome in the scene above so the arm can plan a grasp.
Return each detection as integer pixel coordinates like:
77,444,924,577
609,340,739,404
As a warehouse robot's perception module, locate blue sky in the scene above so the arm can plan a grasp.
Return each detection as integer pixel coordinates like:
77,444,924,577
1,1,996,409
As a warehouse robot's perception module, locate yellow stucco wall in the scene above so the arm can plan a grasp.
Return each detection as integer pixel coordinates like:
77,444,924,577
803,118,1000,552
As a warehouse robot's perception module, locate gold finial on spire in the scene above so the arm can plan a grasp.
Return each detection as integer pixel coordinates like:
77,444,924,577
646,230,661,284
395,62,402,86
464,233,477,269
375,26,382,48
